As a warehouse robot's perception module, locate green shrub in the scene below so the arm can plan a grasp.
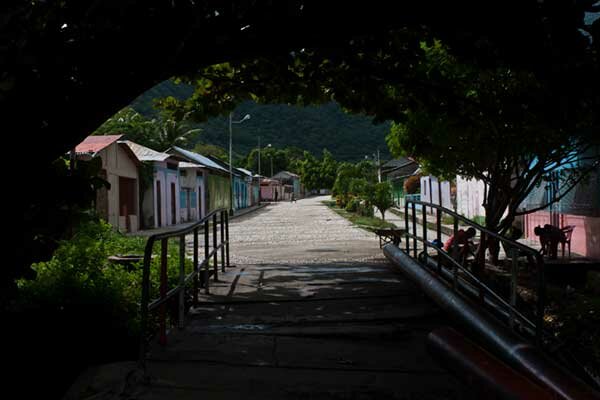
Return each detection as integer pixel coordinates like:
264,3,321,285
18,219,195,341
357,200,374,217
345,196,360,212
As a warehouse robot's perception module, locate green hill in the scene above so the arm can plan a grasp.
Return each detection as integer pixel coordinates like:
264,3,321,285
130,80,391,161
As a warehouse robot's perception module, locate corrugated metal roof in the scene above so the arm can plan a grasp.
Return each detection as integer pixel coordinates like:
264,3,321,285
272,170,299,179
179,161,204,169
235,168,254,176
168,146,228,172
205,155,242,176
121,140,171,162
382,157,414,170
75,135,123,155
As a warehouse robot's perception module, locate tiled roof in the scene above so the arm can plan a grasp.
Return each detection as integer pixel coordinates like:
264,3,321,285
75,135,123,155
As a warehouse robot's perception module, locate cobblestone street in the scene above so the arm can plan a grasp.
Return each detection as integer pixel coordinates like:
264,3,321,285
227,195,384,264
139,195,464,399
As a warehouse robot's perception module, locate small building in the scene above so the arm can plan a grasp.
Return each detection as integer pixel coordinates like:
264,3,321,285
234,167,254,209
420,175,452,212
178,162,205,223
520,155,600,259
167,146,231,215
205,156,252,212
251,174,263,205
260,178,284,201
456,176,487,220
381,158,419,206
75,135,141,233
122,140,180,229
271,171,303,199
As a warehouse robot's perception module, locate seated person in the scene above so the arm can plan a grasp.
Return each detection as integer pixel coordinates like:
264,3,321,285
444,227,476,261
534,224,566,259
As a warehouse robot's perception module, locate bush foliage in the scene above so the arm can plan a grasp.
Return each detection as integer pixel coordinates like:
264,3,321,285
15,219,196,396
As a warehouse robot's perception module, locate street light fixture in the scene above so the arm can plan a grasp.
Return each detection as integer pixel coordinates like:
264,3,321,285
229,112,251,214
266,143,273,177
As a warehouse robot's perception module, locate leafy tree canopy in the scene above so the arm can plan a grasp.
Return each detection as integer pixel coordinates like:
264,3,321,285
386,40,600,233
94,107,199,152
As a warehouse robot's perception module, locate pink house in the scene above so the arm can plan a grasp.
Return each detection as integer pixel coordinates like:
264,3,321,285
260,178,283,201
521,166,600,259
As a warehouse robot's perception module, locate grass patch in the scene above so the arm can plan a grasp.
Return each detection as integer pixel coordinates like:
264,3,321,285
323,201,396,231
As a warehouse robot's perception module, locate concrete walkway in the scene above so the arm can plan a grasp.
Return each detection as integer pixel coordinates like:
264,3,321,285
67,196,465,399
129,196,465,399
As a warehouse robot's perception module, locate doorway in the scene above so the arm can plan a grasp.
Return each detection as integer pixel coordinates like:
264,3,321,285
171,183,177,225
156,181,162,227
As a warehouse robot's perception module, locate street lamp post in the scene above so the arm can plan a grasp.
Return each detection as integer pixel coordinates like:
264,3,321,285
266,143,273,177
229,112,250,215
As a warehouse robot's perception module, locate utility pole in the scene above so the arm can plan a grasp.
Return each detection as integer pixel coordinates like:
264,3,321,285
257,136,261,203
374,148,381,183
228,112,250,215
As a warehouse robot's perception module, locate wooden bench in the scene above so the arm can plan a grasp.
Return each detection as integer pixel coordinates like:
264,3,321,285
374,228,405,248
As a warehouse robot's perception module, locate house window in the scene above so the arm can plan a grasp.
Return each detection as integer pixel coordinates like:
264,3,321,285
180,170,187,177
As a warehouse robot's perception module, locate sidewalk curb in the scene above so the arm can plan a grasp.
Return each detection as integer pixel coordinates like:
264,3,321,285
230,203,268,220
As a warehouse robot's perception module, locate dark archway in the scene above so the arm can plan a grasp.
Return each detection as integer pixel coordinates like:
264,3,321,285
11,0,599,299
7,1,597,164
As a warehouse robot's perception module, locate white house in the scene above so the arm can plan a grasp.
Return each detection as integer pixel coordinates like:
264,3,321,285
420,175,452,212
75,135,141,232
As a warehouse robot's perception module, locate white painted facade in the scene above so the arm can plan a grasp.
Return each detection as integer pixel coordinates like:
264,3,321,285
152,163,181,228
97,143,140,232
179,167,203,223
198,171,206,219
420,175,451,212
456,175,487,219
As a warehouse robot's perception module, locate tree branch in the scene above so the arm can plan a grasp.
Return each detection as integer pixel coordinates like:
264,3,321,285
514,161,599,216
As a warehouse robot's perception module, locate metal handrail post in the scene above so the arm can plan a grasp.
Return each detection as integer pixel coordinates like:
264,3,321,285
422,203,428,264
220,211,225,273
452,215,459,282
225,211,230,267
138,237,155,366
159,238,168,346
510,247,518,330
193,228,199,306
204,220,210,294
536,254,545,346
412,202,417,258
178,235,185,329
213,213,218,281
436,208,442,242
405,201,410,254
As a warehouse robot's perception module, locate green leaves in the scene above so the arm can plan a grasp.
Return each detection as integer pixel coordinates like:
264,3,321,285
94,106,200,152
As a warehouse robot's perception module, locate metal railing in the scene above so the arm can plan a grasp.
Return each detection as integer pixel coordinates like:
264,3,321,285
138,208,230,365
403,199,546,345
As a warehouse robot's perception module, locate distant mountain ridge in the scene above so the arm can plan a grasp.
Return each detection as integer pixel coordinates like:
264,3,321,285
130,80,391,161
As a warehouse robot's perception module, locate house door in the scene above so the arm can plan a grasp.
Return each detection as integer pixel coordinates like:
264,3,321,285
119,177,137,231
171,183,177,225
198,185,203,218
156,181,162,227
186,189,192,221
